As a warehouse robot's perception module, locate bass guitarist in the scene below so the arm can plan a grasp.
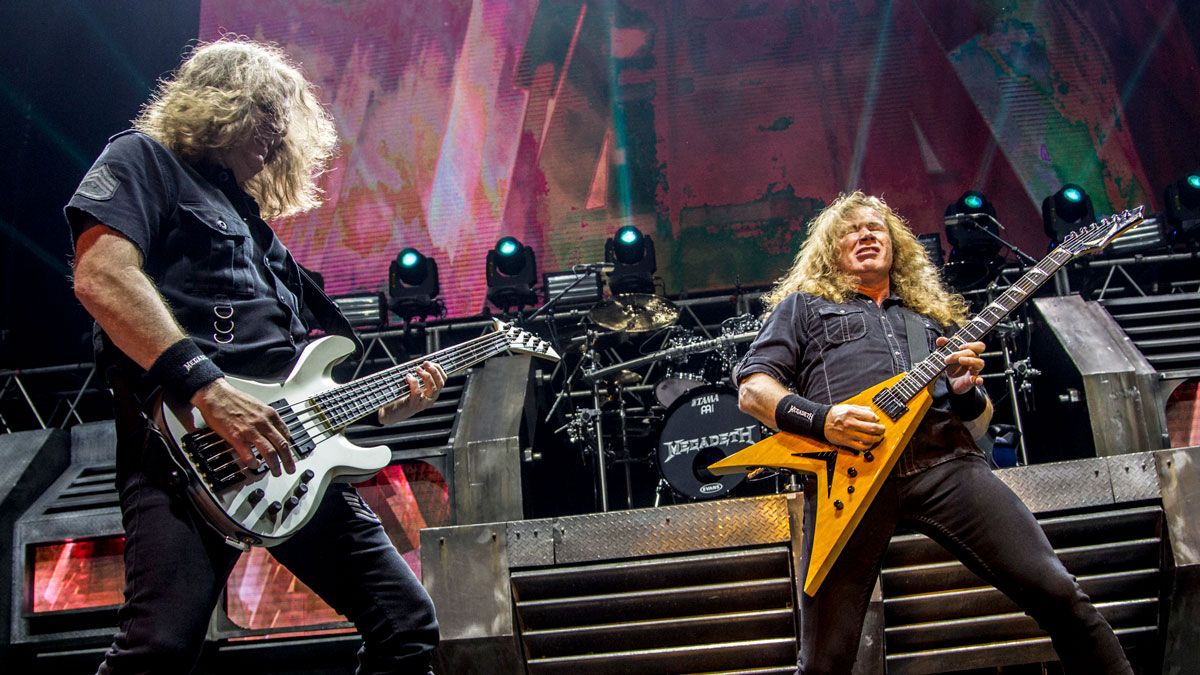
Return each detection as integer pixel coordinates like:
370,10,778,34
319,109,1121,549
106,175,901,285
67,39,444,674
735,192,1131,674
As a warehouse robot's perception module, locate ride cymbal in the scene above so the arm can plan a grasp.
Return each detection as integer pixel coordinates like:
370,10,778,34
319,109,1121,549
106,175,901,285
589,293,679,333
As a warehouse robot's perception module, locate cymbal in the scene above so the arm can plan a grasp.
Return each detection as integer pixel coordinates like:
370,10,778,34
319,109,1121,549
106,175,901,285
589,294,679,333
602,369,642,386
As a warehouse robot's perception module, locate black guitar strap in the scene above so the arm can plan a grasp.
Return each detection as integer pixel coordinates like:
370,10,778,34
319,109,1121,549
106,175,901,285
904,310,930,368
298,265,364,357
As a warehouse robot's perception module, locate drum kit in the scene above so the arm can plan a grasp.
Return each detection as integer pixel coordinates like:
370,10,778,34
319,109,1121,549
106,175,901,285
556,293,772,509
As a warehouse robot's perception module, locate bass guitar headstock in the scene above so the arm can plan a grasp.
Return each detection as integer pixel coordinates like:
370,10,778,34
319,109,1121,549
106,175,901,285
494,319,561,361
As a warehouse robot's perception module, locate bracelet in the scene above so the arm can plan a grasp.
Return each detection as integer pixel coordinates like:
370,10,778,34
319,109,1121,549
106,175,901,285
147,338,224,402
774,393,831,441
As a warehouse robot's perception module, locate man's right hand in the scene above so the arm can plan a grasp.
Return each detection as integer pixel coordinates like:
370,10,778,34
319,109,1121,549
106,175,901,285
824,403,885,451
190,379,295,476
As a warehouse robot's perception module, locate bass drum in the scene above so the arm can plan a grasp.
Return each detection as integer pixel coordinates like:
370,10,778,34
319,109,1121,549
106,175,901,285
656,385,763,500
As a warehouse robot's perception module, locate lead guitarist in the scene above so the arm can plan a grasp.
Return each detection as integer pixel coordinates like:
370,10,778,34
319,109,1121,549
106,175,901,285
67,39,445,674
735,192,1131,674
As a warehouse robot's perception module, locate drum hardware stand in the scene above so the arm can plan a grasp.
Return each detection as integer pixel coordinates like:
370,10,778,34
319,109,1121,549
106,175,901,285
590,374,611,511
999,328,1038,466
653,477,672,507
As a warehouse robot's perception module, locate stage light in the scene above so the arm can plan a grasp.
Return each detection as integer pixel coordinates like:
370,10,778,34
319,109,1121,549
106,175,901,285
917,233,944,267
486,236,539,311
604,224,657,295
1164,171,1200,245
942,191,1002,291
543,269,604,309
389,247,441,321
333,292,388,328
1042,183,1096,245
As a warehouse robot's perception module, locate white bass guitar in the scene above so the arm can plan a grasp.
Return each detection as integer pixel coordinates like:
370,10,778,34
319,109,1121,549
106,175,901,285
152,320,558,548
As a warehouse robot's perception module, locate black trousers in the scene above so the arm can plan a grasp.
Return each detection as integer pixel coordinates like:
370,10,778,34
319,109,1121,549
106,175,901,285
796,454,1132,675
96,429,439,675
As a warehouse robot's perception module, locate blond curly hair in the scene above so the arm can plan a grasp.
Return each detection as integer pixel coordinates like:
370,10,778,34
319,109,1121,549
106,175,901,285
761,192,968,327
134,38,337,219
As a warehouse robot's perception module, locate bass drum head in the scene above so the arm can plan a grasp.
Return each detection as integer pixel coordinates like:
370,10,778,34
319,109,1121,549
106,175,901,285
656,385,762,500
654,375,706,408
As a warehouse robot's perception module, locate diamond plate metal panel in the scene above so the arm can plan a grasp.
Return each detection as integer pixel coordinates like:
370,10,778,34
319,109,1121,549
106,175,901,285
419,522,515,641
993,458,1115,513
507,517,557,568
552,495,792,565
1107,452,1161,503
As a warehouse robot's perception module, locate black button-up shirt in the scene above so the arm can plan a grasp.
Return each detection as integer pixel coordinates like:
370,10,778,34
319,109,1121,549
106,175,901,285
65,130,349,384
737,291,984,476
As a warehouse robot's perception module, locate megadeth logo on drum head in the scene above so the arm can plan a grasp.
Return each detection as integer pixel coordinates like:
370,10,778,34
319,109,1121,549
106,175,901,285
656,385,763,500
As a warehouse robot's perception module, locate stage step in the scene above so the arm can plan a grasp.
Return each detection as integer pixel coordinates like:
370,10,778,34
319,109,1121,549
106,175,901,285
512,546,797,674
880,503,1164,673
1102,292,1200,371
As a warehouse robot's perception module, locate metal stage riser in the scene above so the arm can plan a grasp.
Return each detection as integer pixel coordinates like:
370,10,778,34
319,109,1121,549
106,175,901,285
422,448,1197,675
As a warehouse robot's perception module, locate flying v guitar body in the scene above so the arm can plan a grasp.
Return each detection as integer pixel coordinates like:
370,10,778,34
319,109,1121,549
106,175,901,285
709,374,932,596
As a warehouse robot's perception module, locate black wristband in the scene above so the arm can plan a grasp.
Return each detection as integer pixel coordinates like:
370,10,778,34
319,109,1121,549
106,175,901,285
147,338,224,402
949,385,988,420
774,394,831,442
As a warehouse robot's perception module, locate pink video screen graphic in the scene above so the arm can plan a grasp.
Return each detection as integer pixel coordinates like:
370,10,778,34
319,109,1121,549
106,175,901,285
224,462,448,633
200,1,1199,314
29,536,126,613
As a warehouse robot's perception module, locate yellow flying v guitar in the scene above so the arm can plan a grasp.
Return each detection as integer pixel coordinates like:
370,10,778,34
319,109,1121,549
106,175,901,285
154,320,558,549
709,207,1145,596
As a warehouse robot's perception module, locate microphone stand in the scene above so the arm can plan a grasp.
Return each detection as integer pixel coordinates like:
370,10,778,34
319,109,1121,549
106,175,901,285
944,213,1039,267
522,263,607,324
945,213,1038,466
522,263,615,511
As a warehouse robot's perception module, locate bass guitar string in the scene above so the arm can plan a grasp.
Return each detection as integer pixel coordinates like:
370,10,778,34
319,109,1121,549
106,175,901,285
193,333,519,479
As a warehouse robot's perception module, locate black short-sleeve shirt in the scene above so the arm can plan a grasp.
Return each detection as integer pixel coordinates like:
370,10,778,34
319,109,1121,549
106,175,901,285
737,291,984,476
65,130,346,383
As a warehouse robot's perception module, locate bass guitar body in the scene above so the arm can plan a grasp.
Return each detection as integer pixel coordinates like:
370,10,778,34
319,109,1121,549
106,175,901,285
149,320,559,549
154,335,390,549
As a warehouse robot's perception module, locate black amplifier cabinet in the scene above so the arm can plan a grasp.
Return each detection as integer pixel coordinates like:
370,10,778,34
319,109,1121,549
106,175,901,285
9,421,121,652
0,427,72,654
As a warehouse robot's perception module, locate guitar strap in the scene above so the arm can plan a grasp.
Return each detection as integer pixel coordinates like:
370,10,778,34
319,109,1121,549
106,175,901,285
298,265,364,357
903,310,930,367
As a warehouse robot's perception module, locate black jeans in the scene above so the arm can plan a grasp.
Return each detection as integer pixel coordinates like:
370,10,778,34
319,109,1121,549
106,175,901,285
796,454,1132,675
96,432,439,675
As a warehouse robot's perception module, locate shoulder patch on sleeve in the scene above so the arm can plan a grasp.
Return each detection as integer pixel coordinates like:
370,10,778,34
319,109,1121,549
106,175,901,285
76,163,120,201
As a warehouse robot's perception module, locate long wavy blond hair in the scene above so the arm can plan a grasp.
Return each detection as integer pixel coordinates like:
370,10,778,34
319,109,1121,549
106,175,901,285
134,38,337,219
761,192,968,327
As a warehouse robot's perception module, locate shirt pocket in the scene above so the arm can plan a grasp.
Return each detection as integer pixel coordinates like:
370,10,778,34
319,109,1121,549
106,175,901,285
178,202,253,298
816,305,868,344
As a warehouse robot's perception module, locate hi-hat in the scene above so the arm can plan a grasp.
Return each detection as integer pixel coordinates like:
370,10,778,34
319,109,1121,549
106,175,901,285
589,294,679,333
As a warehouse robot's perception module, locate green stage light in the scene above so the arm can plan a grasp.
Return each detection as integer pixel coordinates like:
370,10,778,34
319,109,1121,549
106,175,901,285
487,237,538,310
389,247,441,320
605,225,656,294
1043,184,1095,245
497,237,520,257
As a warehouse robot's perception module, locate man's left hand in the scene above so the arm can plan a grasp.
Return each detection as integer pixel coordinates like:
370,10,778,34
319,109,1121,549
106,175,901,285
937,336,986,394
378,361,447,425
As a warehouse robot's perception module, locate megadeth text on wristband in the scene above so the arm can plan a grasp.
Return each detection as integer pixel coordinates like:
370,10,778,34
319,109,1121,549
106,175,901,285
774,393,831,442
147,338,224,402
